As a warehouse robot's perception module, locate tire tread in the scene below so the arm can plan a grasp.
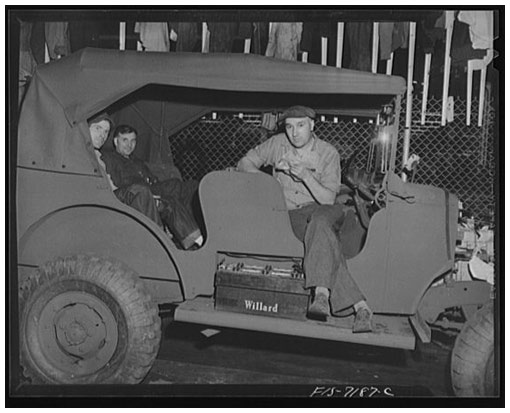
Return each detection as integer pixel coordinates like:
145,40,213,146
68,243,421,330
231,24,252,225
20,254,161,385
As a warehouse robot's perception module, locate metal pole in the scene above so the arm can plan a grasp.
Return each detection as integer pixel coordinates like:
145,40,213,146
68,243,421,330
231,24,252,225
389,95,402,174
372,22,379,73
336,22,344,68
119,22,126,51
402,22,416,181
421,53,431,125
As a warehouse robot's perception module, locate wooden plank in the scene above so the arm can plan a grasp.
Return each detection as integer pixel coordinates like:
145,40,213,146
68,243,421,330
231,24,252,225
372,22,379,73
336,22,344,68
202,22,209,53
441,11,454,126
386,52,393,75
466,60,474,126
421,53,432,125
175,297,416,350
321,37,328,66
244,38,251,54
119,22,126,50
478,66,487,127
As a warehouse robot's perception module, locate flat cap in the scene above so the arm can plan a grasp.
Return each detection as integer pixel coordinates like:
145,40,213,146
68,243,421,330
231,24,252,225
88,112,114,127
279,105,316,122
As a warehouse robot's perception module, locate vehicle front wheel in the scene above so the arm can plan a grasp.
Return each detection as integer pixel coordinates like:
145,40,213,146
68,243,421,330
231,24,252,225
19,255,161,384
451,301,495,396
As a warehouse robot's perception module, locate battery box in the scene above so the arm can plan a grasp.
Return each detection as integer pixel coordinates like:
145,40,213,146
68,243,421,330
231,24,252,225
214,254,310,320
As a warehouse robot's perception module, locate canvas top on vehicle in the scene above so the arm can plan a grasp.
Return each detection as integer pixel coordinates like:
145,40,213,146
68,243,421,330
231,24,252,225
18,47,406,175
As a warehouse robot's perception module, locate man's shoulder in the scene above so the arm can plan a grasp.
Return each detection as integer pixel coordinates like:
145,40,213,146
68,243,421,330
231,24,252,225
99,149,118,161
314,137,340,158
264,132,288,147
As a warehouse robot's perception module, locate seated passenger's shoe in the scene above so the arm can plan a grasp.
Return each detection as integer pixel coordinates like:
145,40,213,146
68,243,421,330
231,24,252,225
352,308,373,333
307,292,330,321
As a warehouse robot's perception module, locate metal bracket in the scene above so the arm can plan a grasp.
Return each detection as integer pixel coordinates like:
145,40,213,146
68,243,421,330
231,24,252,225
409,312,431,343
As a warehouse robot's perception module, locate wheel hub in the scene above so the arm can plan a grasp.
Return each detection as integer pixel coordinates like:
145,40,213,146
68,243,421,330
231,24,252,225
37,290,119,377
63,321,87,345
55,303,107,356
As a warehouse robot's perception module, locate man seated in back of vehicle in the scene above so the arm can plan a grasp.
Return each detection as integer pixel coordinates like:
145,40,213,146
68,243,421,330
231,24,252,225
237,105,373,333
88,113,164,230
101,124,203,250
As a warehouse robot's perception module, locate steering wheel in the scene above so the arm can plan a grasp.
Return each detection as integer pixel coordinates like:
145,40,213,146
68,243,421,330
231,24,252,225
341,151,382,229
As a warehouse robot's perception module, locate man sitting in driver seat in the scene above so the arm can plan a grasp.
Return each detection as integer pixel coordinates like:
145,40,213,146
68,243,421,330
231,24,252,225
237,105,373,333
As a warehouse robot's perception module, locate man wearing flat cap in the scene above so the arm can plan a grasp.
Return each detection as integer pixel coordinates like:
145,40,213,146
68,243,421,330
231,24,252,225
238,105,373,333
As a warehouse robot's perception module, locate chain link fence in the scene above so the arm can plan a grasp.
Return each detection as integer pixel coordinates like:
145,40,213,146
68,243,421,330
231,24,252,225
169,96,495,223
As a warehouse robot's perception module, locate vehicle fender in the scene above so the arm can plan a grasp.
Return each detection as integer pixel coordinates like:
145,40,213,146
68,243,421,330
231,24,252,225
417,280,492,324
18,205,183,303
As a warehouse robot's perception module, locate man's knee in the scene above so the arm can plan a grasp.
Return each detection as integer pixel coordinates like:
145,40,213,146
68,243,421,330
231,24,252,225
309,205,345,228
128,183,153,198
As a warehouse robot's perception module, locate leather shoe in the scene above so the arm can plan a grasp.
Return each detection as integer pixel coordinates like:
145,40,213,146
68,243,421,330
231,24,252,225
353,308,373,333
307,292,330,321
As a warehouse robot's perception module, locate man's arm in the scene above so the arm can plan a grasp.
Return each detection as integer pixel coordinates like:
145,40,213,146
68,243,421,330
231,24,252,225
237,138,276,173
288,163,337,205
102,151,144,188
237,156,264,173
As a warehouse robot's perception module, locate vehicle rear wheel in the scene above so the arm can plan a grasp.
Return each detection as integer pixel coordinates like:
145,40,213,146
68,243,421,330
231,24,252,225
19,255,161,384
451,301,495,396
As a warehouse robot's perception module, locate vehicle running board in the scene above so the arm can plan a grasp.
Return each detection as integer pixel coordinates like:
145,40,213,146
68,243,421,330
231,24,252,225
174,297,415,350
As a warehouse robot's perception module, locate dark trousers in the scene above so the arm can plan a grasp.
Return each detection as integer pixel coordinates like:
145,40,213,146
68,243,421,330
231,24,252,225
289,204,365,314
115,184,163,228
151,179,201,249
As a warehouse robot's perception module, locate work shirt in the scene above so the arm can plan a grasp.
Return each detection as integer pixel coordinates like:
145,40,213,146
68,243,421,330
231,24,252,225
100,149,157,190
242,133,342,210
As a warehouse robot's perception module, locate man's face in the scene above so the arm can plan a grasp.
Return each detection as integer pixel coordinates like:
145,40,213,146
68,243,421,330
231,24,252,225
114,132,137,158
284,117,314,149
89,120,111,149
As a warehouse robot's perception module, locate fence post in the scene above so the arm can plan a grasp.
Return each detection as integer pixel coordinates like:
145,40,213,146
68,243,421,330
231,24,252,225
402,22,416,180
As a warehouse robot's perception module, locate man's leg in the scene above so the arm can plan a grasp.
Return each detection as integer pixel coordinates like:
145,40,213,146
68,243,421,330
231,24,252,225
152,179,203,249
114,184,163,228
290,204,352,296
290,204,371,331
159,198,202,250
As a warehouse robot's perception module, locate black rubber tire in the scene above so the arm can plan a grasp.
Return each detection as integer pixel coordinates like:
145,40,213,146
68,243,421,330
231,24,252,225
19,255,161,384
451,300,495,396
